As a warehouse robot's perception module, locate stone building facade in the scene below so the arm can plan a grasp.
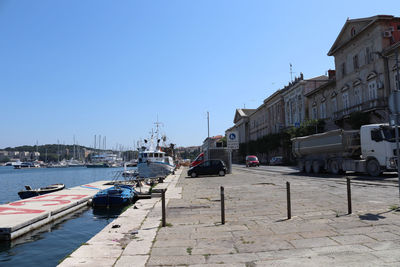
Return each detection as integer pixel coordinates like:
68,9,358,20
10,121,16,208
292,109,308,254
304,71,338,131
231,109,256,144
264,88,286,135
327,15,400,127
249,103,267,141
283,74,329,128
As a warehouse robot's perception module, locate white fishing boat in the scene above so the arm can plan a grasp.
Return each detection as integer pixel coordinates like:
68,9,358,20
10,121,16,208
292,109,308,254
137,123,175,178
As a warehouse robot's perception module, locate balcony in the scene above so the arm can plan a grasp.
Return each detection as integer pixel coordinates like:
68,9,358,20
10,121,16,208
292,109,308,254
333,97,387,120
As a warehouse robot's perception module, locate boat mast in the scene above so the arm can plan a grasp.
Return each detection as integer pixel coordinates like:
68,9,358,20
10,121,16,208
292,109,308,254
154,118,163,150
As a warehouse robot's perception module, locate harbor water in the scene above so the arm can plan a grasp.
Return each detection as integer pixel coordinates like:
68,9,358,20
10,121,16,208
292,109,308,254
0,166,135,266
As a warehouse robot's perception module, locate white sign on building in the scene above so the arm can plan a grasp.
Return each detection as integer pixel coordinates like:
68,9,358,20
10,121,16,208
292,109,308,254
226,131,239,149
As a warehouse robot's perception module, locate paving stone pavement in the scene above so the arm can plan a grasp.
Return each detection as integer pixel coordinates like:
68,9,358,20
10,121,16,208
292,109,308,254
59,166,400,266
146,166,400,266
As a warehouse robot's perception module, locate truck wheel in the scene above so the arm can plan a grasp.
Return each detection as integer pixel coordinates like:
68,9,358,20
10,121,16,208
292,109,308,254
298,161,305,172
312,161,321,173
367,159,381,177
305,161,312,173
330,160,340,175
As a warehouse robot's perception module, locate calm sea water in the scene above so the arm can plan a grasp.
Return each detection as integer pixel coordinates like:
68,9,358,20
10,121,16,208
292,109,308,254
0,166,134,266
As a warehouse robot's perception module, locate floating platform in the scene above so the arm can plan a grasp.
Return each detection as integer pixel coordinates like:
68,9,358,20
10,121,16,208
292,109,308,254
0,181,113,240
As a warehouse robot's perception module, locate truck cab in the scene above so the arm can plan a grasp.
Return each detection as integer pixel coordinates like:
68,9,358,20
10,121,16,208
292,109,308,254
361,124,397,174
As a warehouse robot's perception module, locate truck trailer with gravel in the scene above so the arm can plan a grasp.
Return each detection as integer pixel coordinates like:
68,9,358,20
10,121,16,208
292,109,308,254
292,123,398,176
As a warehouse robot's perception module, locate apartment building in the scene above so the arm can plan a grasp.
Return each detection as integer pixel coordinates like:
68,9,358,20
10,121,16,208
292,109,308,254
231,108,256,144
264,88,286,135
248,102,267,141
327,15,400,126
283,74,329,128
304,70,338,131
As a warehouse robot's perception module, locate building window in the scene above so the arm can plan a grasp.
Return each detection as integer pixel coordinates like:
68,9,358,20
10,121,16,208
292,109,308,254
353,54,359,70
298,102,302,123
341,62,346,77
320,102,326,119
312,106,317,120
368,80,377,100
365,47,370,64
290,101,294,124
332,97,337,113
342,92,350,111
354,86,362,105
351,27,356,37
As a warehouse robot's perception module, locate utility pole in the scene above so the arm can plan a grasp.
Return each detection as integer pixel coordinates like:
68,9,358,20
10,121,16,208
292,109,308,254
394,49,400,203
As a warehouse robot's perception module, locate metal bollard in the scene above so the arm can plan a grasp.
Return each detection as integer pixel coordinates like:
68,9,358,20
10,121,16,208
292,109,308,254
162,189,166,227
220,186,225,224
347,178,352,214
287,182,291,219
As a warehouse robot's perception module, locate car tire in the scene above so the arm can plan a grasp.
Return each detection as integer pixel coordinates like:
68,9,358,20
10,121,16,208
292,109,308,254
218,170,225,176
191,172,197,178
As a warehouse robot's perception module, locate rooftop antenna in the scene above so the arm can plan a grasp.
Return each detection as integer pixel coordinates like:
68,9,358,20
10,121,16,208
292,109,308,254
290,63,295,81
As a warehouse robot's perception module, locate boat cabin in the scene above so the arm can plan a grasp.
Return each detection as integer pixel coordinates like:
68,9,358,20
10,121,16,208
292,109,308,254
138,150,174,166
138,151,165,163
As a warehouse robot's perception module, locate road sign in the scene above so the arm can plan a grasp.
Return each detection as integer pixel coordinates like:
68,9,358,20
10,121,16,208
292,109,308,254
226,131,239,149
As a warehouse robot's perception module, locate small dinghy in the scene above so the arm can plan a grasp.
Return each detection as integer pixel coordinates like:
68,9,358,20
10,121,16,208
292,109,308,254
18,184,65,199
92,184,136,207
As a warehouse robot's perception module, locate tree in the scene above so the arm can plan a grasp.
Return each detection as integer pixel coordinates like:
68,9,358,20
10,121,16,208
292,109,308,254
0,157,10,163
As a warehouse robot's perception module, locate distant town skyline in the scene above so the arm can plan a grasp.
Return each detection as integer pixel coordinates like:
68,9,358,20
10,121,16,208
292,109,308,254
1,1,398,148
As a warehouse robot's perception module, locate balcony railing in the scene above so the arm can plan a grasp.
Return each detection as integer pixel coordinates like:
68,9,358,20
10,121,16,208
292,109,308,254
333,97,387,120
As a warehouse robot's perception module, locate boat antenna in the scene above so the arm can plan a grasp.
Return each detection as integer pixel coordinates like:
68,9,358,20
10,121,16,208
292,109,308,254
154,120,163,139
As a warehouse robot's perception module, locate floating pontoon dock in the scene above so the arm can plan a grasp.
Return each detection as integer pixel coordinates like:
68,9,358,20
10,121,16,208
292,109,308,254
0,181,113,240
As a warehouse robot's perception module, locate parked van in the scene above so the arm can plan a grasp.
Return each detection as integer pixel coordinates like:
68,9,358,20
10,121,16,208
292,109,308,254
246,155,260,167
190,152,204,167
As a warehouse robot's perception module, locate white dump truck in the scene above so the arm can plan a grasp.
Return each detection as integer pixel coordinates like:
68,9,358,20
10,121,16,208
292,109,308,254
292,123,398,176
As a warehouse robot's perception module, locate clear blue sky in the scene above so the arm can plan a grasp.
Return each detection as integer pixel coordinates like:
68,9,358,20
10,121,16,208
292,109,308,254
0,1,397,149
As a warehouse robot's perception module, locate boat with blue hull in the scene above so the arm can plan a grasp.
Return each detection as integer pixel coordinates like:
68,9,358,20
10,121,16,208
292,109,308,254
92,184,136,207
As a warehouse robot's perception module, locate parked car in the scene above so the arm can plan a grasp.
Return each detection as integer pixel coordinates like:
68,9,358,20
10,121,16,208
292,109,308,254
187,159,227,178
269,156,283,166
246,155,260,167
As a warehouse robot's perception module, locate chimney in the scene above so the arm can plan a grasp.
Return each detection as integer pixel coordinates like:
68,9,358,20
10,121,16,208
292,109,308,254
328,69,336,80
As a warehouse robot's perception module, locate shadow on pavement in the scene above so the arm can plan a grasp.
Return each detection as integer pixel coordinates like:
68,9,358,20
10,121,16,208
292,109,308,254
359,213,386,221
358,209,395,221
